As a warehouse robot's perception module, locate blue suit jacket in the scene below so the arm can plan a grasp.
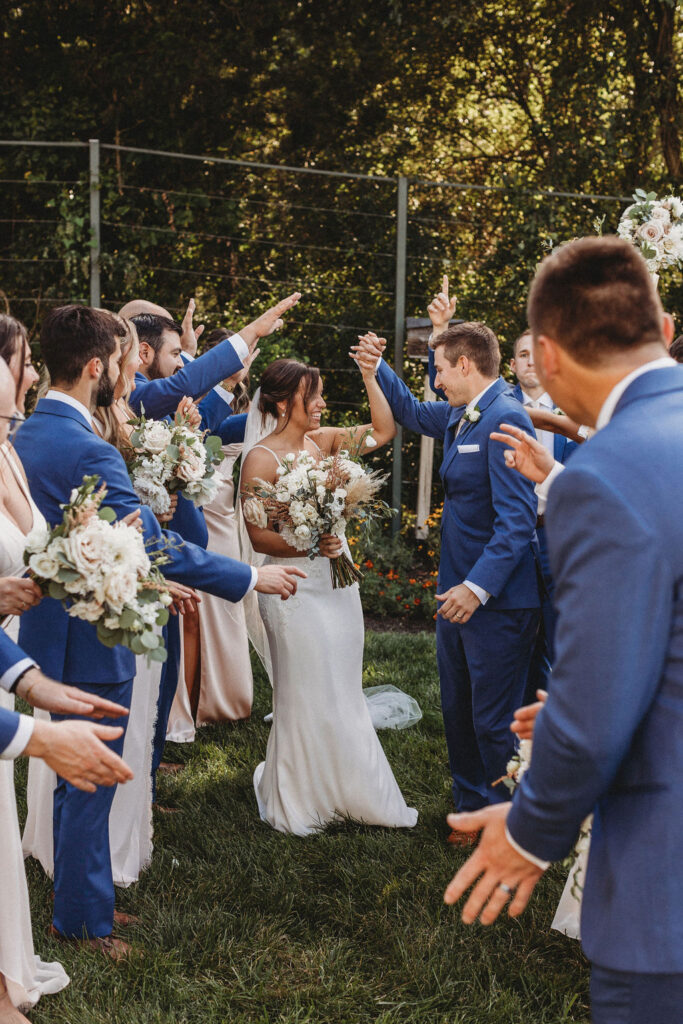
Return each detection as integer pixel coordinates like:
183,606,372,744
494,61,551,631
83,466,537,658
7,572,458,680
14,399,253,685
0,629,29,754
510,382,577,464
216,413,248,445
377,361,539,608
507,364,683,973
128,337,243,421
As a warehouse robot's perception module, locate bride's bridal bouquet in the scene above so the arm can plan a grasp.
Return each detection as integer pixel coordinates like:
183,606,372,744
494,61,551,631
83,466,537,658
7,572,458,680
617,189,683,276
242,442,394,588
24,475,172,662
126,409,224,517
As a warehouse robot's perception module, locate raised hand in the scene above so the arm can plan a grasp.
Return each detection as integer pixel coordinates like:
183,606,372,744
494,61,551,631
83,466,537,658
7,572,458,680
180,297,205,357
175,396,202,429
24,719,133,792
489,423,556,484
443,803,544,924
241,293,302,351
254,564,307,600
0,576,42,616
510,690,548,741
428,275,457,343
349,331,386,373
15,670,130,720
224,346,261,390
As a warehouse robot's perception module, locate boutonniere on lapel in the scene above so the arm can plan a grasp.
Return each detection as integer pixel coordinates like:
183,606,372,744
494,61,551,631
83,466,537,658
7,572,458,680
552,406,565,416
463,405,481,424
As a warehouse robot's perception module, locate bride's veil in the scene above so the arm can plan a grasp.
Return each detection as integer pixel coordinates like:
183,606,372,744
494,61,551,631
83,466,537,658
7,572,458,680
237,388,276,683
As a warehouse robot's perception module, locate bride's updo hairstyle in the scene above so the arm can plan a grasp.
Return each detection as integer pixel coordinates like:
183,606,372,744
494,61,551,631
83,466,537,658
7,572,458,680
259,359,320,426
0,314,29,401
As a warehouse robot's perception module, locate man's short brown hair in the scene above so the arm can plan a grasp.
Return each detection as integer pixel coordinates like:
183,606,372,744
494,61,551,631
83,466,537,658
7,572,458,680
432,321,501,378
528,236,663,364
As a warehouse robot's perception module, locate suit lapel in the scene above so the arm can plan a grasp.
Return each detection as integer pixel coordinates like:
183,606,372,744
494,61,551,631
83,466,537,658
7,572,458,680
441,378,506,477
33,398,94,434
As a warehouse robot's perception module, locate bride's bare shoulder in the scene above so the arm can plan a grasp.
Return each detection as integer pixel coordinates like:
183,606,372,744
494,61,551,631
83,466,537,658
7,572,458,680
241,441,280,484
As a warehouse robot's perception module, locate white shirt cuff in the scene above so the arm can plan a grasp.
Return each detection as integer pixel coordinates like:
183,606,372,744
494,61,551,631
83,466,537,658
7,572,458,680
2,713,35,760
505,825,550,871
463,580,490,606
247,567,258,593
534,460,565,516
229,334,249,364
213,384,235,405
577,424,593,440
0,657,36,693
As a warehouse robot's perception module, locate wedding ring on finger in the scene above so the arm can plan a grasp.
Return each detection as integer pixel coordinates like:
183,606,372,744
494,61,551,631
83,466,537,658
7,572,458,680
498,883,513,895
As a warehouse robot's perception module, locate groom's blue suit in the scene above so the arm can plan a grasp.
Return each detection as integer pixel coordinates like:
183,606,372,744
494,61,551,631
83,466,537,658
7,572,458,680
0,629,35,755
14,397,253,939
507,365,683,990
376,360,540,809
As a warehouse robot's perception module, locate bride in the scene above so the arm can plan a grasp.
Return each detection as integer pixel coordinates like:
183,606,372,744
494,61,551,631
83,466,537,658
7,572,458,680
240,356,418,836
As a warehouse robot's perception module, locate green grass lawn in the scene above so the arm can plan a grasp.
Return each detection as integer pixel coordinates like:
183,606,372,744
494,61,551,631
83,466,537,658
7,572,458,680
17,631,590,1023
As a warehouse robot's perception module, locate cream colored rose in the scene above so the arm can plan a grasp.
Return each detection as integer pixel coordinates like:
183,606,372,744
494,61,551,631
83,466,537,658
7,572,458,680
24,524,50,555
141,421,173,454
102,571,138,614
67,522,109,578
242,498,268,529
176,450,205,484
67,598,103,623
637,220,664,244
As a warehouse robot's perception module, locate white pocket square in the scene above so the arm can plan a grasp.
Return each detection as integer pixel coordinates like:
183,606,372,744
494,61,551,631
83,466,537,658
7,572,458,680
457,444,480,453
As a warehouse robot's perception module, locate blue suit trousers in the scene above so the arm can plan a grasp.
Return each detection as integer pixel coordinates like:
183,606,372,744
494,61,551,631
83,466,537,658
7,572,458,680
51,678,133,938
525,527,556,703
591,965,683,1024
436,608,538,811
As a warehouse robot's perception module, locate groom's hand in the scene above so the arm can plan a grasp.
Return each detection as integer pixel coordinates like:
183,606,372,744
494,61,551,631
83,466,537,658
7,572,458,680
444,804,544,924
435,583,481,623
240,293,302,351
15,670,130,720
255,564,307,600
427,274,457,342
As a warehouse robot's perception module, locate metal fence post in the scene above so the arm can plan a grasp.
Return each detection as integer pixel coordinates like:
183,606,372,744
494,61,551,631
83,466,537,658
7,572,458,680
89,138,101,306
391,175,408,535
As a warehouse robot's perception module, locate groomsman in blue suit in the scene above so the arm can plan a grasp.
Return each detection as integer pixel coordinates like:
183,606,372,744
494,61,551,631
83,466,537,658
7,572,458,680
14,305,304,953
354,322,540,825
445,236,683,1024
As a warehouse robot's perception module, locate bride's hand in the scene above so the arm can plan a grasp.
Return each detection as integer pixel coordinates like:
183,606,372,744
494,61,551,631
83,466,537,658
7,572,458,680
0,576,42,616
319,534,343,559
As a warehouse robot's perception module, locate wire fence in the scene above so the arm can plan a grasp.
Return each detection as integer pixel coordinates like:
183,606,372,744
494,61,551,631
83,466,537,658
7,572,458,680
0,138,631,520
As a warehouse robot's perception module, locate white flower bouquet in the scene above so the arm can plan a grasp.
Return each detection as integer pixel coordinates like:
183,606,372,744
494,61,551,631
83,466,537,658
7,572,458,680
242,442,394,588
617,189,683,276
24,476,172,662
126,409,224,517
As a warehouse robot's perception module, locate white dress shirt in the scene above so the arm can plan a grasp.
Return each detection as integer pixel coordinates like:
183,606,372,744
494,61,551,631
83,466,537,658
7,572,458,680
45,389,94,426
508,355,677,869
1,714,34,760
459,380,499,607
519,389,555,456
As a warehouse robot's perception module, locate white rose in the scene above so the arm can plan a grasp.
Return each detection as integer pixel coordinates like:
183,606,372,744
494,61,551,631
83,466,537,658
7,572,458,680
141,421,173,454
242,498,268,529
637,220,664,245
24,524,51,555
365,434,377,448
668,196,683,219
28,549,62,580
651,204,671,225
294,524,311,540
66,522,109,579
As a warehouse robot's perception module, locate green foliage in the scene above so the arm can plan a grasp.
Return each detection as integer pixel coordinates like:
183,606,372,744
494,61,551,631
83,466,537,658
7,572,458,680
16,634,590,1023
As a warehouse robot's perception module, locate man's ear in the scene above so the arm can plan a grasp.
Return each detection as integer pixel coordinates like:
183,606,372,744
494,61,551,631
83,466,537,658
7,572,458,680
662,312,675,348
85,356,102,381
534,335,559,382
138,341,153,366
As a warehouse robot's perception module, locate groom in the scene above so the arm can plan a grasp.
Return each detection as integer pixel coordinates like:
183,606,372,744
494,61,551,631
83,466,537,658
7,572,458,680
355,322,540,820
444,236,683,1024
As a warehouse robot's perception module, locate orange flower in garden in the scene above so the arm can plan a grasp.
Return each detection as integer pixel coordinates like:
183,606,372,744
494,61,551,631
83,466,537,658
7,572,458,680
409,578,417,585
396,595,403,602
379,590,385,596
414,598,421,605
364,560,374,569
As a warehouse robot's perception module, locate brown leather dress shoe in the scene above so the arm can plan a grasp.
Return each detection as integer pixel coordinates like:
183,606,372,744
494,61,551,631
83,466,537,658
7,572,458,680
49,925,132,960
447,829,480,847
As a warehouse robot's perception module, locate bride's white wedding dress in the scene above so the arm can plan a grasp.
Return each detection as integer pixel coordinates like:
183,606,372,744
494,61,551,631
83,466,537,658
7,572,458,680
0,444,69,1009
248,442,418,837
